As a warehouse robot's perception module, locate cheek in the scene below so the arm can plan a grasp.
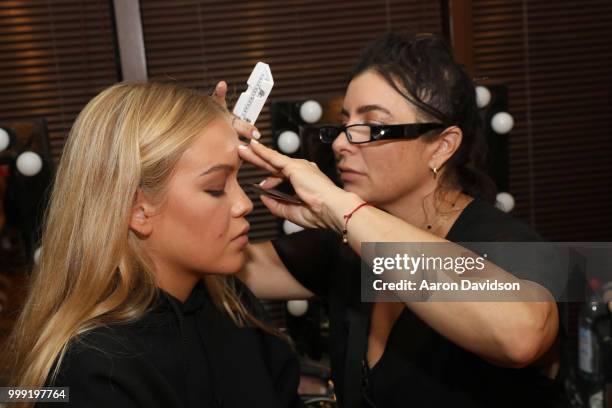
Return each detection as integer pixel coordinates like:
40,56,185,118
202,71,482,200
365,143,424,184
154,191,238,273
359,142,431,200
170,193,230,240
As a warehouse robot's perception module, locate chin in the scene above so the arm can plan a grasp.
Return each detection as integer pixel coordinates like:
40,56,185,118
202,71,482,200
343,183,374,203
213,253,247,275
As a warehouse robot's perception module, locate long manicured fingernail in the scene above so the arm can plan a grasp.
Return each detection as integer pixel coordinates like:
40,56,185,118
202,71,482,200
258,179,267,186
252,130,261,140
238,144,249,150
250,138,259,145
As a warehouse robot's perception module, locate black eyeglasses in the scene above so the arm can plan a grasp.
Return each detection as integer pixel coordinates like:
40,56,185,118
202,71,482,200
315,123,446,144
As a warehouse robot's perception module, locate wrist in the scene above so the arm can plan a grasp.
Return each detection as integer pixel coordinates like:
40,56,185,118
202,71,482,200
323,191,364,234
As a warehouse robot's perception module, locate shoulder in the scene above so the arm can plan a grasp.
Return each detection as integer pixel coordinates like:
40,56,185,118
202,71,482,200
448,198,544,242
46,323,184,407
44,325,150,407
50,325,136,384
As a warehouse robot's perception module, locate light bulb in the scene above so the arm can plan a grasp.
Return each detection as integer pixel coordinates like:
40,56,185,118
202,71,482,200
34,246,42,265
299,100,323,124
0,128,10,152
283,220,304,235
495,192,515,213
491,112,514,134
476,86,491,108
277,130,300,154
16,151,43,176
287,300,309,317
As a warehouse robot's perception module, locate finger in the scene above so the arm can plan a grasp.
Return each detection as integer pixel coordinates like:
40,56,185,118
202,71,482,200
238,144,283,176
232,117,261,140
259,176,283,189
260,195,315,230
212,81,228,108
260,194,296,221
249,139,294,173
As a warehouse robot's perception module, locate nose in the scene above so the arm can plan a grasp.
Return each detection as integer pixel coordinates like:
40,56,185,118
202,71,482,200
331,129,354,156
232,183,254,218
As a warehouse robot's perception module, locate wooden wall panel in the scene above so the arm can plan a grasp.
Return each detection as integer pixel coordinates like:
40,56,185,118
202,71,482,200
472,0,612,240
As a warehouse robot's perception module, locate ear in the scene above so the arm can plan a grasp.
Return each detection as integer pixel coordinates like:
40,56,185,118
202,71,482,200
428,126,463,172
129,189,155,238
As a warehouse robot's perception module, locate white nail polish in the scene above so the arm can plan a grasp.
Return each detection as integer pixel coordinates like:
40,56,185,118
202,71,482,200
250,138,259,145
238,144,248,150
258,179,266,186
252,130,261,140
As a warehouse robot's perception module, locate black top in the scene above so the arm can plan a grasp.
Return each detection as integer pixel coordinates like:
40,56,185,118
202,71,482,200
272,199,566,408
41,280,302,408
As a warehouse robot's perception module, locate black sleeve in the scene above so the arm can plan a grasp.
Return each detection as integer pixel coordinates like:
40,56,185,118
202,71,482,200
450,200,566,298
271,228,338,298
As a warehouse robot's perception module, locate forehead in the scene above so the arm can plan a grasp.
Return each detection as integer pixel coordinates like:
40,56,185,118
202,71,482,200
178,118,239,173
344,70,418,121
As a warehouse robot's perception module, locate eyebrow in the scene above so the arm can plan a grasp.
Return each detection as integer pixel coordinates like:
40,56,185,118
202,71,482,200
340,104,393,117
198,164,234,177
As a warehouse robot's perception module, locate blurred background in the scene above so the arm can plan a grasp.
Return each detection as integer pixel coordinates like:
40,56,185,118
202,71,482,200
0,0,611,405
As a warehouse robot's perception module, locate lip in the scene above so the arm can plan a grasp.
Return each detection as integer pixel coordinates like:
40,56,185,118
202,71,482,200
337,166,365,182
232,224,250,242
232,234,249,247
337,165,363,174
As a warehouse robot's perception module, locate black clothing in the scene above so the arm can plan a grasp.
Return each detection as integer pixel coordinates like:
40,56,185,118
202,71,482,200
272,199,565,408
42,280,302,408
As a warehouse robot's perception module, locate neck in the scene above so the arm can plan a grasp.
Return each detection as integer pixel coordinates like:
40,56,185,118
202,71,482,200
153,263,200,302
380,184,468,236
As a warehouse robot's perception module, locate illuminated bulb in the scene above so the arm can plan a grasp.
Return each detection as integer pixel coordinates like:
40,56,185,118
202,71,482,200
0,128,10,152
491,112,514,134
287,300,309,317
277,130,300,154
34,247,42,265
283,220,304,235
495,192,515,213
475,86,491,108
16,151,43,176
299,100,323,124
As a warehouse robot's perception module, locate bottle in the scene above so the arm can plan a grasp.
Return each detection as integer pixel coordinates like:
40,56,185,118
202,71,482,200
578,279,611,407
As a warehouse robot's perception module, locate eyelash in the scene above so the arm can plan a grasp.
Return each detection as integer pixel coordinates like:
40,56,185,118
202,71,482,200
206,190,226,197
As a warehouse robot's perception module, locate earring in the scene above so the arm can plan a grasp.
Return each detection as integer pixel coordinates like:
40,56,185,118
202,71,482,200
432,166,438,179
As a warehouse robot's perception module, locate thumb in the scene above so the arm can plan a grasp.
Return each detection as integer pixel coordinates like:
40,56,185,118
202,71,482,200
260,195,314,229
213,81,228,108
260,194,290,219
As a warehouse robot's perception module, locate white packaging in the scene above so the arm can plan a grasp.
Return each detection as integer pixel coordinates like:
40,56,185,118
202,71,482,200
232,62,274,124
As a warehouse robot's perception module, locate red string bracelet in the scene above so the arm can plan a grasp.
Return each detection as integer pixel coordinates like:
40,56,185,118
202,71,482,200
342,202,370,244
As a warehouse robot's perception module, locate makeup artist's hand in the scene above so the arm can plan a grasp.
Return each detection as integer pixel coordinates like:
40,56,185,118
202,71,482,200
212,81,262,141
238,139,363,232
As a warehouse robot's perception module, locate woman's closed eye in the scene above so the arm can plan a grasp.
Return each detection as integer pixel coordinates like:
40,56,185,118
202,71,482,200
205,189,226,197
203,180,227,197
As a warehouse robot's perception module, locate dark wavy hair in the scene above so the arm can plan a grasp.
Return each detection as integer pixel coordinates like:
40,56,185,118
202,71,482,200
349,32,496,203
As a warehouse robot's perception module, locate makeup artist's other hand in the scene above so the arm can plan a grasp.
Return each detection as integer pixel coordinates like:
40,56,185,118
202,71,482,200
238,140,362,232
212,81,262,141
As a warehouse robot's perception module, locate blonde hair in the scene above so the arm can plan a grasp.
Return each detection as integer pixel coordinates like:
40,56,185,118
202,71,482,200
2,82,273,402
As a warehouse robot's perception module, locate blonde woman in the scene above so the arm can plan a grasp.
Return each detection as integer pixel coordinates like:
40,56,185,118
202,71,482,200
1,82,301,407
